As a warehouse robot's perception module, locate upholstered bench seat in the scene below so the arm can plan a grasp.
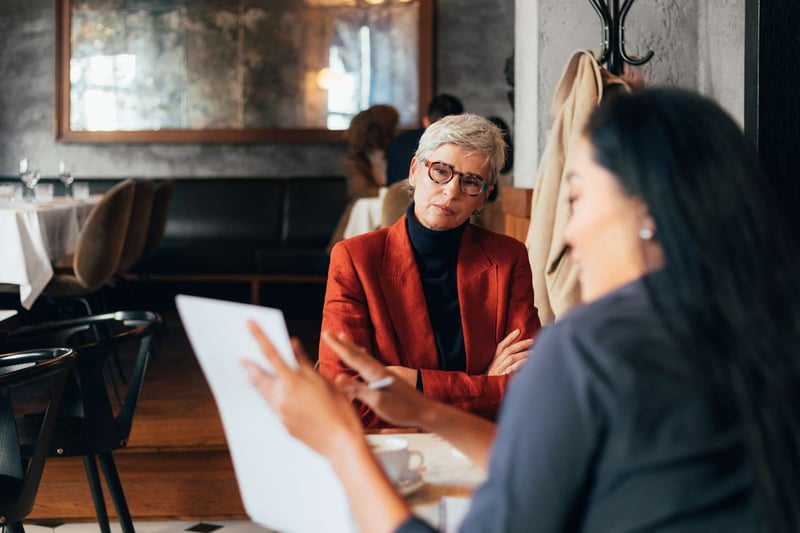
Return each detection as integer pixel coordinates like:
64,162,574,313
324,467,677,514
127,176,348,306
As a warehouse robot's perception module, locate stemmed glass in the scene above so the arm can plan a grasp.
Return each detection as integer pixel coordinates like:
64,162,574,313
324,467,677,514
18,158,40,199
58,160,74,196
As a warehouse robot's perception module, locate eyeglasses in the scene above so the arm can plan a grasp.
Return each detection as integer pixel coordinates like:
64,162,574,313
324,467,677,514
423,160,490,197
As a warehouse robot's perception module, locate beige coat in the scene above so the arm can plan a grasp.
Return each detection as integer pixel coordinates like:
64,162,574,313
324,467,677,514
526,50,631,325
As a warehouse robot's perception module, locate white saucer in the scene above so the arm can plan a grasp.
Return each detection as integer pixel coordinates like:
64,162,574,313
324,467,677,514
395,469,425,496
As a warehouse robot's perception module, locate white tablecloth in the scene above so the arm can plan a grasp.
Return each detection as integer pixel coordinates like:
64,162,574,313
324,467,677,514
343,187,388,240
0,197,98,309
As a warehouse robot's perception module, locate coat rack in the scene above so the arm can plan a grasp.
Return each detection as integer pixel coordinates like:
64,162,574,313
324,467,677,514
588,0,654,75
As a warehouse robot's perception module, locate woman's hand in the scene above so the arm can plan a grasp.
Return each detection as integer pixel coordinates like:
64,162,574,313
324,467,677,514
385,365,417,387
242,321,363,459
245,324,415,532
486,329,534,376
323,331,436,429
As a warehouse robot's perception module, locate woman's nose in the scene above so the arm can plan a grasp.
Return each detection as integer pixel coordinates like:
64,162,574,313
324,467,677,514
442,176,461,197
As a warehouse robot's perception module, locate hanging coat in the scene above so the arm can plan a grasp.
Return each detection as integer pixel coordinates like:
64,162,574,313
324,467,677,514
526,49,632,325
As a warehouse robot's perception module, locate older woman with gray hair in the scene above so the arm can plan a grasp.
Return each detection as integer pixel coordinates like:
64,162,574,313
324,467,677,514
318,113,541,429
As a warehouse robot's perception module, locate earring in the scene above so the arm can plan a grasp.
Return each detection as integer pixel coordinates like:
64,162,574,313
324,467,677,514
638,227,654,241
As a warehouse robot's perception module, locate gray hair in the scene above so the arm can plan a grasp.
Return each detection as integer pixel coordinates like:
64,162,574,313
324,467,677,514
414,113,506,186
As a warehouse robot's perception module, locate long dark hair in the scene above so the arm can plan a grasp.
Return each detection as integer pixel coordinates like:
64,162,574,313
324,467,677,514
585,89,800,532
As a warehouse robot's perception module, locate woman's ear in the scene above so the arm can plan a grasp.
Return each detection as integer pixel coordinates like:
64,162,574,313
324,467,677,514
408,157,419,187
634,202,656,238
638,211,656,240
638,209,664,270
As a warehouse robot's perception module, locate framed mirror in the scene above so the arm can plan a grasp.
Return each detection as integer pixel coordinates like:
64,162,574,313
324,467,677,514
55,0,433,143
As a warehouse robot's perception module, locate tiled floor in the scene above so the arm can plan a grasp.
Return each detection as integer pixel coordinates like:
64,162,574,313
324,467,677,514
21,521,279,533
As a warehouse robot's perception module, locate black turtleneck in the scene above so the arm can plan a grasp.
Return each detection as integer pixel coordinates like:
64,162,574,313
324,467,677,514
405,203,468,373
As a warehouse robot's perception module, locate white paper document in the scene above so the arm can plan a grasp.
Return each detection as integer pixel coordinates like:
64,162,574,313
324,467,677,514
175,295,355,533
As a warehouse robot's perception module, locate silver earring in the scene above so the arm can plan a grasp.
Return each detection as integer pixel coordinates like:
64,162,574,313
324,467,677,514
639,227,654,240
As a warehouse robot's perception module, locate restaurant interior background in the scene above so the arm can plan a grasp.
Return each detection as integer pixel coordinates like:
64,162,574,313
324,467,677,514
1,0,798,527
0,0,743,184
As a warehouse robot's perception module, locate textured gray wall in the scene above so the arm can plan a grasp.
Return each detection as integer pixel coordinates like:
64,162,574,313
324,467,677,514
535,0,700,159
437,0,516,125
514,0,744,187
0,0,515,179
698,0,745,126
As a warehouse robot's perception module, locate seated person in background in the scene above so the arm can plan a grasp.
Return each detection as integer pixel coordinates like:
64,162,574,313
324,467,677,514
244,89,800,532
329,104,399,249
319,113,541,428
471,115,513,234
486,115,513,189
385,94,464,186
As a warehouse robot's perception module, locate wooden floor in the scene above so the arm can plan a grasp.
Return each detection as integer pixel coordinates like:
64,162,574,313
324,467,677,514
29,311,322,522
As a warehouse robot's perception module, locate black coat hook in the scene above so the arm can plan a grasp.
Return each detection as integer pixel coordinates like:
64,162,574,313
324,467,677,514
588,0,654,75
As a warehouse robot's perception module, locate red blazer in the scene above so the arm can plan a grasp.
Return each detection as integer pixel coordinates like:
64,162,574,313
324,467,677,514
319,214,541,428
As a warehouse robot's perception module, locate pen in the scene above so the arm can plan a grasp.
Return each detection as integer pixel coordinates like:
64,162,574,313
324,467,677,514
367,376,394,390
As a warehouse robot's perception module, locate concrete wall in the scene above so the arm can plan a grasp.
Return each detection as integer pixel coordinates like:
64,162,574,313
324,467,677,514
0,0,515,179
698,0,745,126
515,0,744,187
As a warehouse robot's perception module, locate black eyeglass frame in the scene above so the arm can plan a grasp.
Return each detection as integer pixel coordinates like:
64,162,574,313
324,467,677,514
423,160,491,197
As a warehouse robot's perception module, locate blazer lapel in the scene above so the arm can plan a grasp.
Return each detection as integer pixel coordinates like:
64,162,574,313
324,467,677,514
457,227,498,372
378,216,440,369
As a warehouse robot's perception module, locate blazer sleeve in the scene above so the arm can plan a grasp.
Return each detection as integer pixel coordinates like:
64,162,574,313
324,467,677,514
318,240,384,427
417,370,510,420
419,240,541,421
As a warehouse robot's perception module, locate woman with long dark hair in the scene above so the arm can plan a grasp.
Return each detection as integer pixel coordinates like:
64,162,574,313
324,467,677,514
243,88,800,532
585,89,800,530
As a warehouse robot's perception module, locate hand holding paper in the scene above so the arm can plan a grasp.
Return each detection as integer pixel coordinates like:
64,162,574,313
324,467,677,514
242,321,364,459
176,295,355,533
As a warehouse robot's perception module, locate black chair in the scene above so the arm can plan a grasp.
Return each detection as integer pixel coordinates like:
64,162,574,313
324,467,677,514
6,311,161,533
0,347,76,533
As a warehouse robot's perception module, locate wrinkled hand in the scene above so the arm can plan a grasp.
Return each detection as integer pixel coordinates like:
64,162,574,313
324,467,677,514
486,329,534,376
323,332,434,429
242,321,362,458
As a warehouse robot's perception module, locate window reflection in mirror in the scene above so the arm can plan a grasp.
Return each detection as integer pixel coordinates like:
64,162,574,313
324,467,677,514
57,0,431,142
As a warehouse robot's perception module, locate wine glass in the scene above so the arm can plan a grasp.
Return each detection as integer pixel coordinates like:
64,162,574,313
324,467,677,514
58,160,74,196
19,158,40,198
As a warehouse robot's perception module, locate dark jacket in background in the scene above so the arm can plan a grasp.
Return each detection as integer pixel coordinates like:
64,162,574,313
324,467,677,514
386,128,425,185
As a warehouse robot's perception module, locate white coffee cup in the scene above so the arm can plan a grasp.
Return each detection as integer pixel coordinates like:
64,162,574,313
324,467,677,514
366,435,424,484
